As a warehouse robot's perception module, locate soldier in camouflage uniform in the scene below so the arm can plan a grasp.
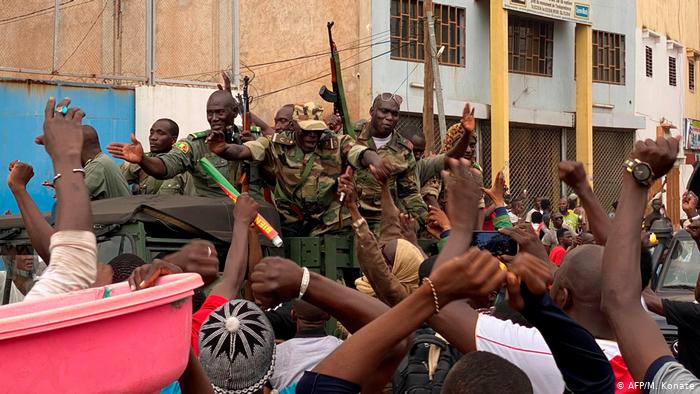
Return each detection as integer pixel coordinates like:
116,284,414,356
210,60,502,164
353,93,430,230
206,102,390,236
121,118,193,196
107,90,247,198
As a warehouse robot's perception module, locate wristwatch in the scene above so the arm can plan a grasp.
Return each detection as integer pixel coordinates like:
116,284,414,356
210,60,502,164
624,158,654,187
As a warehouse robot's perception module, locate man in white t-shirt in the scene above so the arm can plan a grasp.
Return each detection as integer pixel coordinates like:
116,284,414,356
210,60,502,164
431,245,639,394
268,299,343,390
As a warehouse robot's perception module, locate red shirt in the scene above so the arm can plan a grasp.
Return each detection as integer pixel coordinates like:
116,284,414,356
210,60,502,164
549,245,566,267
191,294,229,356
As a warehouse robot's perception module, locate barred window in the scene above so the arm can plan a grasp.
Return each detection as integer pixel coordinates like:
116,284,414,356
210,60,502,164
669,56,677,86
689,60,695,92
508,16,554,77
646,46,653,77
592,30,625,84
390,0,466,66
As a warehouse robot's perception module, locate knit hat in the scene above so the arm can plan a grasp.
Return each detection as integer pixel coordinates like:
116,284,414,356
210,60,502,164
198,299,276,393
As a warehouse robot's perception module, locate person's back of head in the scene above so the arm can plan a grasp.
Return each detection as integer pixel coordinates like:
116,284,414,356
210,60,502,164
531,211,543,224
540,198,551,212
107,253,146,283
556,228,568,242
293,299,330,327
199,299,275,394
442,352,533,394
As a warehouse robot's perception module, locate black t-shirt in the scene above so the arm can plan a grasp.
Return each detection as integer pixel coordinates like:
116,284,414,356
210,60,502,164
662,299,700,376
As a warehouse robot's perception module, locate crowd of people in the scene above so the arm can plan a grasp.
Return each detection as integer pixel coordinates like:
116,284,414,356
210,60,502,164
2,71,700,394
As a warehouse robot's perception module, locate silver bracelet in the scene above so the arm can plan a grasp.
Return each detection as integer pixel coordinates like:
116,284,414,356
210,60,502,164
298,267,310,299
52,168,86,183
692,215,700,222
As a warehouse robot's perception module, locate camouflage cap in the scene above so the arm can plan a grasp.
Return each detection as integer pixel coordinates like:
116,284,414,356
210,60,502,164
297,119,328,131
293,102,324,121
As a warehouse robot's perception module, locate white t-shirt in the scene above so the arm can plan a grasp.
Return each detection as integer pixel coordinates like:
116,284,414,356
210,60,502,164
372,135,392,149
269,335,343,390
0,271,24,304
476,314,637,394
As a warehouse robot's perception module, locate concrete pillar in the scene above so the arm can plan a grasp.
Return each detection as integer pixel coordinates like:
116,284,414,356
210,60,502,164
575,24,593,185
489,1,510,184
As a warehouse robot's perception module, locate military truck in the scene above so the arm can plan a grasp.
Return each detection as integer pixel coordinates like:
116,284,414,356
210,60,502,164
0,195,371,305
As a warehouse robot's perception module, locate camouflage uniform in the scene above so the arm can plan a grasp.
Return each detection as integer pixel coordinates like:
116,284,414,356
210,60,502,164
243,113,368,236
423,123,485,208
121,152,192,195
84,152,131,201
355,122,428,229
158,129,243,198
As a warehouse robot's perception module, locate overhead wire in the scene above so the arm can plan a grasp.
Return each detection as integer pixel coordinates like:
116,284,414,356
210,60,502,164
255,41,409,100
162,29,391,80
0,0,97,26
54,0,109,73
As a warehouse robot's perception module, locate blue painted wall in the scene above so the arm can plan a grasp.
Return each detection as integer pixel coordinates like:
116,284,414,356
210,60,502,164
0,80,134,213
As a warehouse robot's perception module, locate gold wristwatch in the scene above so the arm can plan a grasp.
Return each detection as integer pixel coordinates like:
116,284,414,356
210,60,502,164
623,158,654,187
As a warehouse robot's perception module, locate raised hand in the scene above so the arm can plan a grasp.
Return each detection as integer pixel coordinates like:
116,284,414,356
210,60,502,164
504,252,555,311
460,103,476,133
36,97,86,160
205,130,228,156
558,161,588,191
399,212,419,245
106,134,145,164
8,161,34,191
128,260,183,291
632,136,680,180
217,70,232,92
234,193,260,226
426,205,451,239
250,256,305,308
482,170,506,207
429,247,506,304
337,171,357,207
442,158,483,231
162,239,219,285
499,222,549,262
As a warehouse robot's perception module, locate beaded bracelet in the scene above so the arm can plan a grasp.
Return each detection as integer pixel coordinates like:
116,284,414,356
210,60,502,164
423,278,440,314
298,267,310,299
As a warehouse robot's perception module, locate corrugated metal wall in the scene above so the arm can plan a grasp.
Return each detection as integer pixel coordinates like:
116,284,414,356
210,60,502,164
0,80,134,213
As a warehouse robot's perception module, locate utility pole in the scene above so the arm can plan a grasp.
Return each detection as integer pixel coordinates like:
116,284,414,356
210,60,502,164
422,0,436,154
426,3,447,152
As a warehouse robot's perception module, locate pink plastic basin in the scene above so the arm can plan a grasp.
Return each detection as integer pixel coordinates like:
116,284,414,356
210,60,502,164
0,273,203,394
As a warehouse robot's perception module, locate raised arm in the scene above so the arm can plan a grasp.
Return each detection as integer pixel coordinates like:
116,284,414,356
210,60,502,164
506,253,614,393
204,130,254,161
311,247,505,391
209,193,259,299
559,161,610,243
25,98,96,300
7,161,54,263
444,103,476,161
106,134,169,178
600,137,678,381
339,173,409,306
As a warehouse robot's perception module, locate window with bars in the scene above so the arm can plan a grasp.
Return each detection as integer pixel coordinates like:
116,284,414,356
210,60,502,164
592,30,625,84
689,60,695,92
508,16,554,77
390,0,466,66
646,46,653,77
669,56,677,86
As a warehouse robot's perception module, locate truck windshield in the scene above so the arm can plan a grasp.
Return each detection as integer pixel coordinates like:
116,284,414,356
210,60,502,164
661,239,700,289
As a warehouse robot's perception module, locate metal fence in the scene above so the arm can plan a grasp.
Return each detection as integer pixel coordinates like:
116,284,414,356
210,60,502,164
592,128,635,212
0,0,235,87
